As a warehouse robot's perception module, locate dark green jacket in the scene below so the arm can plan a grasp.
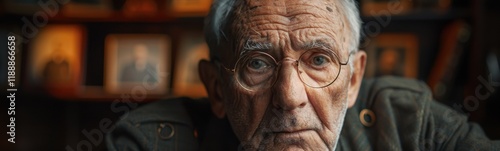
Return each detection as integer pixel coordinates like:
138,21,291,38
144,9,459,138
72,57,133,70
106,77,500,150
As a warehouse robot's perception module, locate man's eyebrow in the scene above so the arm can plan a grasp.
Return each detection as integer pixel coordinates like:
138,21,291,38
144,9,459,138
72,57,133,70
300,39,335,51
241,39,273,55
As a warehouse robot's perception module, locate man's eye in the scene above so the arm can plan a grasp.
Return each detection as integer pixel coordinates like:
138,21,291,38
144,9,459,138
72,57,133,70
248,59,268,70
308,54,331,68
312,56,327,66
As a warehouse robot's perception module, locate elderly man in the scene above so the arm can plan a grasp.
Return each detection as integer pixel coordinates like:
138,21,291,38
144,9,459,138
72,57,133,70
106,0,500,150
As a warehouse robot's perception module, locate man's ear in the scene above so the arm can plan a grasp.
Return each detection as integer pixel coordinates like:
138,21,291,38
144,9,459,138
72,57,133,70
347,51,367,108
199,60,226,118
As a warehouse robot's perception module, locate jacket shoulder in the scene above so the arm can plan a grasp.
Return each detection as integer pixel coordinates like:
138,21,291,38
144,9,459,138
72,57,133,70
105,97,200,151
359,76,432,109
339,76,434,150
123,97,194,125
364,76,428,95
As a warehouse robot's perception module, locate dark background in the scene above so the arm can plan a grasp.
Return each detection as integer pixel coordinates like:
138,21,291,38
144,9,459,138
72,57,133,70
1,0,500,150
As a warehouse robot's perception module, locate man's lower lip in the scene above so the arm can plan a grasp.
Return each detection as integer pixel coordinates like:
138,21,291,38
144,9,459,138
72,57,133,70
273,130,313,139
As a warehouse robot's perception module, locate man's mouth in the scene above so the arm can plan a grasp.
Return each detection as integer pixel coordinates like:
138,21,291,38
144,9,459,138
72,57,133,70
272,129,314,141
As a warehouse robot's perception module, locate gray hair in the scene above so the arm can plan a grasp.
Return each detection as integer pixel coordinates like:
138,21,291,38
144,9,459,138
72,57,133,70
204,0,361,68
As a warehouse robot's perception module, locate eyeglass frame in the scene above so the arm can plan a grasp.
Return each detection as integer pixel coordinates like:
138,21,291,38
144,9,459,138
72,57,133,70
214,49,355,91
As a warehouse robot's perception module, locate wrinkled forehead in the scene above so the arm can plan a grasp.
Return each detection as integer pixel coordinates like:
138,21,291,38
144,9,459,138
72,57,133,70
230,0,348,55
237,0,334,13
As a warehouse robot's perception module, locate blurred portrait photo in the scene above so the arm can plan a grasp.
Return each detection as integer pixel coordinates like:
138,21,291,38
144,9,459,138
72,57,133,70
365,33,418,78
104,34,170,95
119,44,158,83
375,47,406,77
28,25,84,88
173,33,209,97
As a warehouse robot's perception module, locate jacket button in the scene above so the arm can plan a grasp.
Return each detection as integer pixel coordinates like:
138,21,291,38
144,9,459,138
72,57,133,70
158,123,175,140
360,109,376,127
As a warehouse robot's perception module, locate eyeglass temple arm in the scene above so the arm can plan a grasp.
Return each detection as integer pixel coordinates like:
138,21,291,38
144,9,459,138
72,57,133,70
223,67,235,72
339,51,356,65
214,59,236,72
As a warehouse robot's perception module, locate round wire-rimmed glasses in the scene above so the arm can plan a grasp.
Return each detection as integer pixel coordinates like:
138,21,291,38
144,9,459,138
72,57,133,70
215,49,353,91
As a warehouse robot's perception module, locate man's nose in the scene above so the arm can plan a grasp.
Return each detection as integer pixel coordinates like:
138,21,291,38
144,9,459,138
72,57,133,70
272,61,308,111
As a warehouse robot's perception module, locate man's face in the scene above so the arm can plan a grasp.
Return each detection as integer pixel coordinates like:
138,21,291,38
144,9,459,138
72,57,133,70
206,0,360,150
133,45,148,63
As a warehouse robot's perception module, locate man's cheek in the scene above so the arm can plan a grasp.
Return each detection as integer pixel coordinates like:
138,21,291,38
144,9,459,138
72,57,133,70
308,87,348,130
302,132,332,150
226,92,258,140
226,106,250,141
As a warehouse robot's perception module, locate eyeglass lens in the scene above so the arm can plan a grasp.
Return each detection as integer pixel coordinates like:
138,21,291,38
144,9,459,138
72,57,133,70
234,50,341,90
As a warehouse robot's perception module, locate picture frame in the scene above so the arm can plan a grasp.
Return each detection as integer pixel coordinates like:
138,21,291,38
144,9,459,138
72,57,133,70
104,34,171,95
27,24,85,93
364,33,419,78
173,32,209,98
361,0,413,16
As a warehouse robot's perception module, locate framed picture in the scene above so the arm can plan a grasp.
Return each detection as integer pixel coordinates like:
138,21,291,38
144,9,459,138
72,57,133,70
27,25,85,90
361,0,413,16
364,33,418,78
173,33,209,98
104,34,171,95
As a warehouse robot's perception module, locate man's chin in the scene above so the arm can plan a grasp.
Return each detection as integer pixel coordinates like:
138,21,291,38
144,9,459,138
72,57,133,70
280,145,307,151
258,144,325,151
247,131,333,151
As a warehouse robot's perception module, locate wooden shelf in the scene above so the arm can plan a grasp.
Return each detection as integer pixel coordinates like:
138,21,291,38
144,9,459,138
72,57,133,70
362,9,471,21
0,10,206,24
